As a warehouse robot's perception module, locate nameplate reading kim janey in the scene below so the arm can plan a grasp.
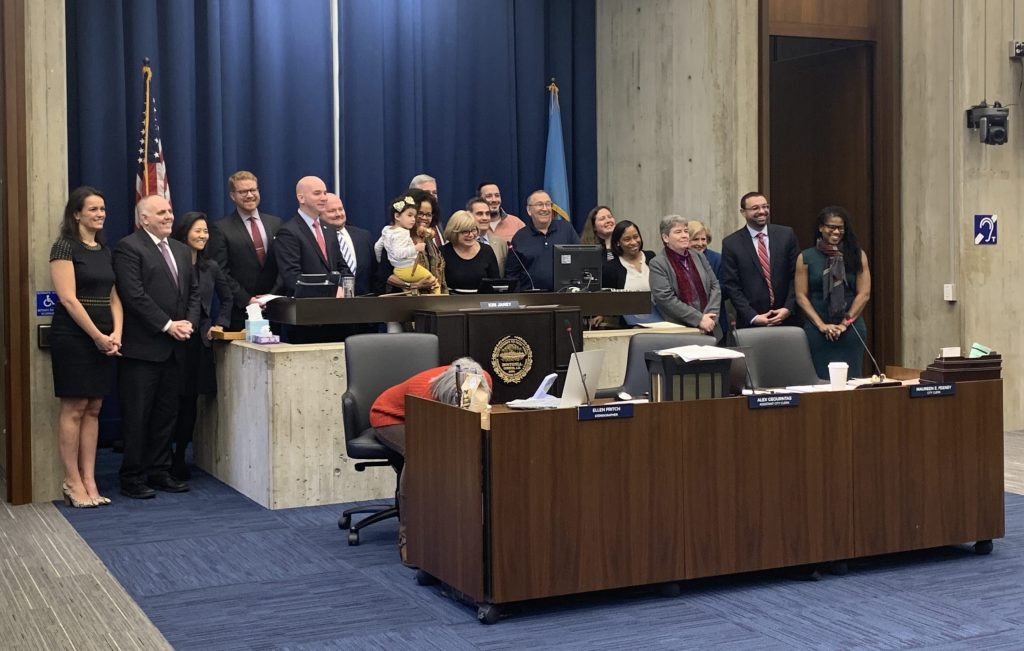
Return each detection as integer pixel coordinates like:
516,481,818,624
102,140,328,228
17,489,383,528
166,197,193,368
577,403,634,421
747,393,800,409
479,300,519,310
909,383,956,398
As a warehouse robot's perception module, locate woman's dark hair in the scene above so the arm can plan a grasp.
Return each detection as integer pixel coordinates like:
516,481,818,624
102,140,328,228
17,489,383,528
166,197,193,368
409,187,440,229
814,205,862,273
172,211,210,270
609,220,644,258
60,186,106,242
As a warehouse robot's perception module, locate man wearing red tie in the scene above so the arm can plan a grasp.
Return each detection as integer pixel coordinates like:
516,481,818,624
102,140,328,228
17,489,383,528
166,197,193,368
272,176,350,343
721,191,800,329
208,171,282,330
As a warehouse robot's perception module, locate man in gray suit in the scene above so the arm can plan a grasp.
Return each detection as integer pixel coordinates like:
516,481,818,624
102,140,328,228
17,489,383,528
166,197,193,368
207,170,282,330
467,196,507,275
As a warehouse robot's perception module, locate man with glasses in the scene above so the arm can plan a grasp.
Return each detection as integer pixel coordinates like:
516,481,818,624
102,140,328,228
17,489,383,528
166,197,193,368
721,191,800,328
477,181,526,241
505,190,579,291
208,170,282,330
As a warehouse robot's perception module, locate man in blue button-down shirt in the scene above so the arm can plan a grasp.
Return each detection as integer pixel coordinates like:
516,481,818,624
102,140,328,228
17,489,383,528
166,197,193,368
505,190,580,291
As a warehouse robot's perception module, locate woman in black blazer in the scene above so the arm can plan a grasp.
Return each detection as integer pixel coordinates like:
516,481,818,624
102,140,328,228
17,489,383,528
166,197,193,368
602,220,655,289
170,212,233,479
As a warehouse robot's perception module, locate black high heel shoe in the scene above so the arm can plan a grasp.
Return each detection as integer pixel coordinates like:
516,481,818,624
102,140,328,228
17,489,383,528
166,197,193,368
62,481,96,509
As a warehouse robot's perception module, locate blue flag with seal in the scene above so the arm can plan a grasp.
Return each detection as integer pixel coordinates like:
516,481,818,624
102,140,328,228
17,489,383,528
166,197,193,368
544,80,570,221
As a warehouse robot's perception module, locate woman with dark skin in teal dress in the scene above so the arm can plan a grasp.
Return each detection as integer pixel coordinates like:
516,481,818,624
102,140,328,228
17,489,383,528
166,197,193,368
794,206,872,380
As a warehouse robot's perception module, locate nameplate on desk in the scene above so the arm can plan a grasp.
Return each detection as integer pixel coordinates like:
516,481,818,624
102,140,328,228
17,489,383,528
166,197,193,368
747,393,800,409
479,300,519,310
577,403,634,421
909,383,956,398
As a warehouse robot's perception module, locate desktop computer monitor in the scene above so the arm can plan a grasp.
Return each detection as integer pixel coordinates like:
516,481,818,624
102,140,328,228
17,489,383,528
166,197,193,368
552,244,603,292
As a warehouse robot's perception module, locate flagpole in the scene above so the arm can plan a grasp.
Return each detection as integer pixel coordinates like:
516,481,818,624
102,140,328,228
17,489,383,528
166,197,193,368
141,58,152,197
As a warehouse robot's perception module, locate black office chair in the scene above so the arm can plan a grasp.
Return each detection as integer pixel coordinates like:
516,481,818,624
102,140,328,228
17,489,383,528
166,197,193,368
734,326,827,388
337,333,439,545
595,332,717,399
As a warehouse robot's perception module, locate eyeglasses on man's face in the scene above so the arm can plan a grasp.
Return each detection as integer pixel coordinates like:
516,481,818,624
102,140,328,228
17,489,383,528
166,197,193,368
233,188,259,196
529,201,553,209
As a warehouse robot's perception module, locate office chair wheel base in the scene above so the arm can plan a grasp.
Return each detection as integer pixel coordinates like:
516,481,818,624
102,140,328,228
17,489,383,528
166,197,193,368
974,540,993,555
477,604,501,625
347,530,360,546
338,514,351,530
656,581,681,598
827,560,849,575
415,570,439,586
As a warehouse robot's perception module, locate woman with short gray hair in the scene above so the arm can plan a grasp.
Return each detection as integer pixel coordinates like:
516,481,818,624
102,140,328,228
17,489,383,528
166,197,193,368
649,215,722,339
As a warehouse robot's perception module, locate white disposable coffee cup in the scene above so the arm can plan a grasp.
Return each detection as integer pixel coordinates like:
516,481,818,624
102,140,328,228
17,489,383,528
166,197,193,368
828,361,849,390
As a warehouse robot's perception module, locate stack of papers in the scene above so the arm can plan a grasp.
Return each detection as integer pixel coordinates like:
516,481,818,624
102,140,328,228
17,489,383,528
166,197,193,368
655,345,746,362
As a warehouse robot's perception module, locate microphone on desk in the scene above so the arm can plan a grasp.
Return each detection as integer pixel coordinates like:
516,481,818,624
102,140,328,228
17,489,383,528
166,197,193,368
508,245,539,292
563,318,593,406
846,320,899,387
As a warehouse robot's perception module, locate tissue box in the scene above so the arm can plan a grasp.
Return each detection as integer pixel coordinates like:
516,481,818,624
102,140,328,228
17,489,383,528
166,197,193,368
245,319,270,342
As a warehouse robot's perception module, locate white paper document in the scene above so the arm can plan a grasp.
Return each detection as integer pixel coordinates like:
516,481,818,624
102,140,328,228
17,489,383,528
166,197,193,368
654,345,746,362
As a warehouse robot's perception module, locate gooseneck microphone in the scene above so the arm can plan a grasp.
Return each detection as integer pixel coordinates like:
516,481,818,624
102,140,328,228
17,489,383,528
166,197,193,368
508,244,538,291
563,319,593,406
847,320,886,380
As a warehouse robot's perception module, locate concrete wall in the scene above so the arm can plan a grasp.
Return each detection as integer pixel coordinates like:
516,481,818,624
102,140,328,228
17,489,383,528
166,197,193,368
902,0,1022,428
24,0,65,501
595,0,759,248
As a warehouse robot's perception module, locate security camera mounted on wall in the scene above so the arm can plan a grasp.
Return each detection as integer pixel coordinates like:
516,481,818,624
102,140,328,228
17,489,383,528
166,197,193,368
966,101,1009,145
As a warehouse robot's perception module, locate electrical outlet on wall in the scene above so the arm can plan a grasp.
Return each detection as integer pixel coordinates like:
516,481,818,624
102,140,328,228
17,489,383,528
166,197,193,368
943,283,957,302
1010,40,1024,59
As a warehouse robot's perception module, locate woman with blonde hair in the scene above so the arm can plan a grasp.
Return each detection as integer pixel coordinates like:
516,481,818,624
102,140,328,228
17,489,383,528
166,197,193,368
440,211,499,292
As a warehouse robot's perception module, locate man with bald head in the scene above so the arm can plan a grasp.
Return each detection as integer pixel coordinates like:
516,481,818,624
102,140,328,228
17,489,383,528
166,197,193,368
320,192,375,296
113,195,200,498
273,176,349,295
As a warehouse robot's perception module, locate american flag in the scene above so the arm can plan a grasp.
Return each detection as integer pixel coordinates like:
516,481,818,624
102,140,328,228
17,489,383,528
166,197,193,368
135,58,171,204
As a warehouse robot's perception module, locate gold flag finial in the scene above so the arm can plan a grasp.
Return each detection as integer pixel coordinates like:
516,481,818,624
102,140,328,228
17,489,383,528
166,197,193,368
547,78,559,94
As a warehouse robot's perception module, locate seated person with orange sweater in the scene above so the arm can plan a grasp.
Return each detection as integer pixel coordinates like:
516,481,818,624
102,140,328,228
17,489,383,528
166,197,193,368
370,357,492,563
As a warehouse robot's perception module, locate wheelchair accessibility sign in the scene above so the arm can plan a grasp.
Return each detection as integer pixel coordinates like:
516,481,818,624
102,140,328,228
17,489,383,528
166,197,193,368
36,291,59,317
974,214,997,245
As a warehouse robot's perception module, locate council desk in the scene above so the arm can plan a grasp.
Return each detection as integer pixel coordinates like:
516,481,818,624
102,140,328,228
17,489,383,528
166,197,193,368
405,380,1004,621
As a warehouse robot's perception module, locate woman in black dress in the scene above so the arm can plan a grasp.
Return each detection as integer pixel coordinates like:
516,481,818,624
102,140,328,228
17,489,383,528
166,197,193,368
170,212,233,479
440,211,499,292
49,186,123,508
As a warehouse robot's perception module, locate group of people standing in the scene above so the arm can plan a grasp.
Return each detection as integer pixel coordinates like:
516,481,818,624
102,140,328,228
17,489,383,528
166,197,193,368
572,191,870,378
51,189,225,507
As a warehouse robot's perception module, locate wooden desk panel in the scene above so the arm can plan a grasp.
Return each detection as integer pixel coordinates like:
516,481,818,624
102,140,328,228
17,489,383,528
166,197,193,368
406,380,1004,609
405,398,486,601
487,408,688,602
682,394,854,578
852,381,1004,556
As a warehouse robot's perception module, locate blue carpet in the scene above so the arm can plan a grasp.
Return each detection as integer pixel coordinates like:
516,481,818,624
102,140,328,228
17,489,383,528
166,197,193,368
60,449,1024,650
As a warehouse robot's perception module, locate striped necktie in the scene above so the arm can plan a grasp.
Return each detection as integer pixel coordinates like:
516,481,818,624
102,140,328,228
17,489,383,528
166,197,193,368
756,232,774,305
338,230,356,274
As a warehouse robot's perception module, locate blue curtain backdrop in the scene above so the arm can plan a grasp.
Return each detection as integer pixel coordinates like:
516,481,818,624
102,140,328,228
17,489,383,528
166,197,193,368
66,0,335,241
66,0,595,239
337,0,595,229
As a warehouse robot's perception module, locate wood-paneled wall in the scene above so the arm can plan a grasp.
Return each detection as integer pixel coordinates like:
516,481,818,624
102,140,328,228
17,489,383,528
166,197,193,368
769,0,878,40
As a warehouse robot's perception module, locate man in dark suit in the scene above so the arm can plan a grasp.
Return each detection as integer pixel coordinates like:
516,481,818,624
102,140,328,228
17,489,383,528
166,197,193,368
273,176,351,343
207,170,282,330
721,191,801,329
113,195,201,499
321,193,375,296
273,176,350,294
